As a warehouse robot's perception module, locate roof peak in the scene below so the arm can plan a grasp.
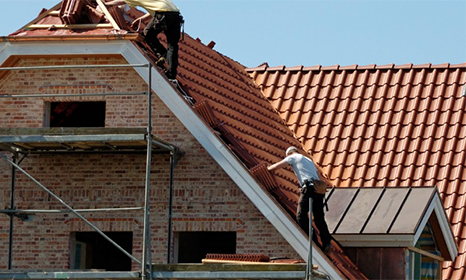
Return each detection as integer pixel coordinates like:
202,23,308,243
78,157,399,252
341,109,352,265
246,62,466,72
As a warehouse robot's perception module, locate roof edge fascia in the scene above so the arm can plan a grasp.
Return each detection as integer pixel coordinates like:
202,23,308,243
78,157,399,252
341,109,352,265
333,234,414,247
415,190,458,261
0,40,345,280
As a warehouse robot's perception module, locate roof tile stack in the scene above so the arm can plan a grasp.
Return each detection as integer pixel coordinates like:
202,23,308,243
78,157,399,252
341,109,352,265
59,0,85,25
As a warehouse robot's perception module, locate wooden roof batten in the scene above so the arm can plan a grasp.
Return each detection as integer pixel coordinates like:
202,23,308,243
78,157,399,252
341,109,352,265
21,0,120,31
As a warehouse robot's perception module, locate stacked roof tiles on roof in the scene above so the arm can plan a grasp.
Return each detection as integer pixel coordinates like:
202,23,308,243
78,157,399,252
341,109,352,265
247,63,466,279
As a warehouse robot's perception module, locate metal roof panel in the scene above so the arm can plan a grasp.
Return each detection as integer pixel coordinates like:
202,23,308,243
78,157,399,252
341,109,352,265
325,188,358,234
363,188,409,234
335,188,384,234
389,187,435,234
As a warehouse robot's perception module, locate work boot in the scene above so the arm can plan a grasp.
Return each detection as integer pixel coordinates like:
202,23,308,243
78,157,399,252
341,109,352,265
323,242,331,254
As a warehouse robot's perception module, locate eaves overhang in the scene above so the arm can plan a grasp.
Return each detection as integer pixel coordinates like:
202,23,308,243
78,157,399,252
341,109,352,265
0,39,345,280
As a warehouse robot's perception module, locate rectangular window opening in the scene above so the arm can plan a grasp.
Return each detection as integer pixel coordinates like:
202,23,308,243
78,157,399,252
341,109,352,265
174,231,236,263
70,231,133,271
47,102,106,127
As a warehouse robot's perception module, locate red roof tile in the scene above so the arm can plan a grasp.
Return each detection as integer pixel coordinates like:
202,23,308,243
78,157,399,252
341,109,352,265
247,64,466,278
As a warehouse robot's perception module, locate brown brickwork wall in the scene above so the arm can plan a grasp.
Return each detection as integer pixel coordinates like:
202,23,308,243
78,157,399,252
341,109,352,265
0,56,300,271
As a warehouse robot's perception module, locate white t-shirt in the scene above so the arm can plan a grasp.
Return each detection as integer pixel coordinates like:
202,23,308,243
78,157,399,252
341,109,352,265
124,0,180,15
284,153,320,187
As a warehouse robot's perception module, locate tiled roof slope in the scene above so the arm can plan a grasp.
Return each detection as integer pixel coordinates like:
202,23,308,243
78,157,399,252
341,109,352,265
6,3,368,279
246,63,466,279
175,36,368,280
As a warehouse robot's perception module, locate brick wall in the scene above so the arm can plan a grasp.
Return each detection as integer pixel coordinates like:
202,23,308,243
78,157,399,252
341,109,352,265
0,56,300,270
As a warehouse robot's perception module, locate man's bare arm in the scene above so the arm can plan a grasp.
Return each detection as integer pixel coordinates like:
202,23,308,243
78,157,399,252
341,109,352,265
267,159,288,171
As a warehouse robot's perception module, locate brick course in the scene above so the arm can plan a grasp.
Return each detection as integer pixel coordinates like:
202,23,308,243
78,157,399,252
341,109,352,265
0,56,300,270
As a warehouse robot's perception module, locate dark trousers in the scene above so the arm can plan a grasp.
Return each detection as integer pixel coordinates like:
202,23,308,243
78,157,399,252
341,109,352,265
297,185,331,247
143,12,182,79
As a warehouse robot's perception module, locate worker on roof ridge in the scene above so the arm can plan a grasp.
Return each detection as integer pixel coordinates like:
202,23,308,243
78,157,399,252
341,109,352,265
105,0,183,81
268,146,332,254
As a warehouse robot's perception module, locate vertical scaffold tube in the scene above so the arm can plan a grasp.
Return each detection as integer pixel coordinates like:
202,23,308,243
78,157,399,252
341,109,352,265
142,65,153,280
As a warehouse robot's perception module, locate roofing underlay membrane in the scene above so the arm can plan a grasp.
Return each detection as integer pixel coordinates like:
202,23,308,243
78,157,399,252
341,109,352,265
3,1,466,279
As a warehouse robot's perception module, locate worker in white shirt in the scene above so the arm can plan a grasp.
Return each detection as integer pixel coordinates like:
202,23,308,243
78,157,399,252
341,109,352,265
268,146,332,253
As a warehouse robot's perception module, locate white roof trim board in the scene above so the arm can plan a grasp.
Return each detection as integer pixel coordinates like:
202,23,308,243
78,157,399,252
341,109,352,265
0,40,344,280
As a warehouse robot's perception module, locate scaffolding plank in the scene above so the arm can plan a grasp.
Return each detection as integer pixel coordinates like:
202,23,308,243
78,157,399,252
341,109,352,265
0,127,147,136
0,127,176,153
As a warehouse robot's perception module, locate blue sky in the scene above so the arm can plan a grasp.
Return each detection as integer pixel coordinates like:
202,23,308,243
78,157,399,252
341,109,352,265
0,0,465,68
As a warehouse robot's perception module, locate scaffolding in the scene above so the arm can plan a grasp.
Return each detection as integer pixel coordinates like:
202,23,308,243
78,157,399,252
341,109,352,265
0,63,181,280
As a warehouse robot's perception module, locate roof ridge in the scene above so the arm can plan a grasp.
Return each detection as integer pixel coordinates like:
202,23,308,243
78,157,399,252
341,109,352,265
246,62,466,72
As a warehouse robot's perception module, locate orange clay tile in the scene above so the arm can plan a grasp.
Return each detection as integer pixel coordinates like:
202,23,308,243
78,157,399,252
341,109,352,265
247,63,466,278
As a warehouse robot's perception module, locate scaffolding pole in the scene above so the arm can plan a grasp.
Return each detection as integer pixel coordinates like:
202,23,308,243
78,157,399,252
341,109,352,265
0,207,144,214
306,197,314,280
7,154,16,270
166,150,176,264
141,64,153,280
7,153,26,269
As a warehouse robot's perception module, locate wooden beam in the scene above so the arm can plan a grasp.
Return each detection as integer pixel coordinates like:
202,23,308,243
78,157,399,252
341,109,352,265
95,0,121,31
21,3,62,31
202,259,316,269
407,246,444,262
27,24,114,29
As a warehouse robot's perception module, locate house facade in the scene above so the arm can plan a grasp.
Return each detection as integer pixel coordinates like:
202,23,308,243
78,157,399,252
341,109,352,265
0,1,463,279
0,51,303,269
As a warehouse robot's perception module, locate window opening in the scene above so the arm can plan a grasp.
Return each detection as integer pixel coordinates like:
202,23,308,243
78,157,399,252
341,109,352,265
175,231,236,263
48,102,105,127
408,223,442,280
70,232,133,271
